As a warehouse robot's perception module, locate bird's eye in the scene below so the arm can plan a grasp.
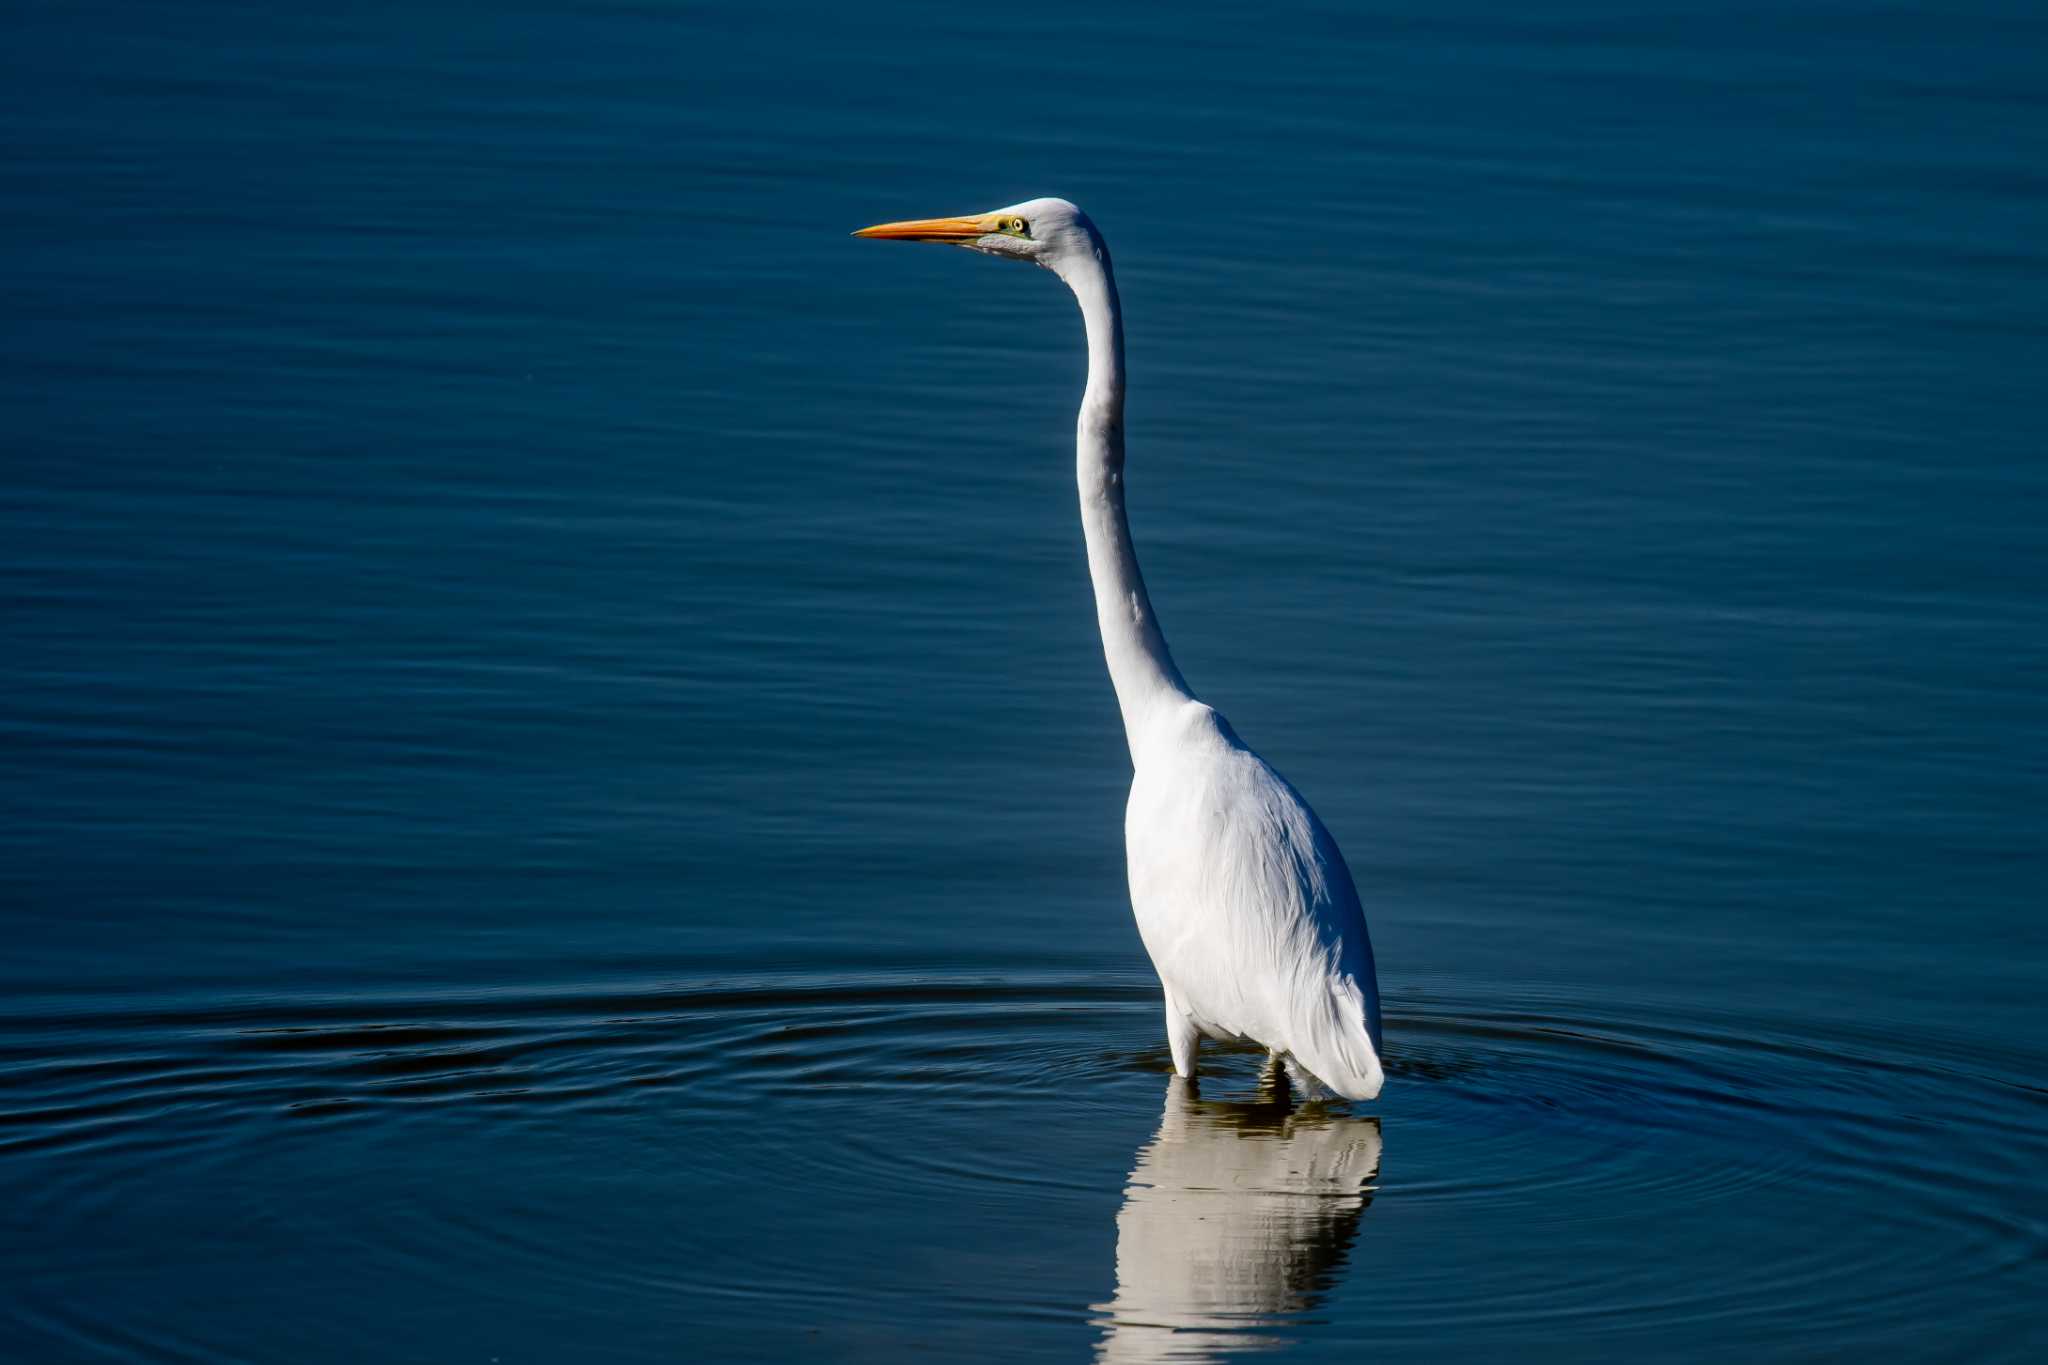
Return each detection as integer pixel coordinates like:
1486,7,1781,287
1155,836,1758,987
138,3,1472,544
1009,217,1030,236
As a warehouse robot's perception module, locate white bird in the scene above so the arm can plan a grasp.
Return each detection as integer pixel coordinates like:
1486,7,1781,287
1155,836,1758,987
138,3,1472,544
856,198,1384,1099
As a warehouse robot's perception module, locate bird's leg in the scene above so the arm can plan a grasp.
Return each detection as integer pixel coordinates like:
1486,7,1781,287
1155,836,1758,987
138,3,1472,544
1259,1050,1294,1106
1164,995,1200,1079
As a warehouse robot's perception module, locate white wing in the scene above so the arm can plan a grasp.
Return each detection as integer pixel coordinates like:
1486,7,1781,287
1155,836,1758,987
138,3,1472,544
1126,702,1384,1099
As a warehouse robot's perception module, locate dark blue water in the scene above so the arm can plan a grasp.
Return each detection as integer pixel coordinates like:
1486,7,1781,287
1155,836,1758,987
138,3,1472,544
4,2,2045,1359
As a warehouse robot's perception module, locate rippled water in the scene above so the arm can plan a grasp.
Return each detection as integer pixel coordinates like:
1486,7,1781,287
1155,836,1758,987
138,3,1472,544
7,974,2041,1359
5,0,2046,1360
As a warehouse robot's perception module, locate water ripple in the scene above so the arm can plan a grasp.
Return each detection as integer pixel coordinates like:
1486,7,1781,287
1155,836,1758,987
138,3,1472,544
3,970,2041,1359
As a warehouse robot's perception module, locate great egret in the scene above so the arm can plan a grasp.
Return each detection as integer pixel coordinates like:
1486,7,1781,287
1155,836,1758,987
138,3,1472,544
856,198,1384,1099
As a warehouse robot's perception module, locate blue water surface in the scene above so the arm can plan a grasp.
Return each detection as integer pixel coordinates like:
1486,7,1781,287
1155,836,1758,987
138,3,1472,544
3,2,2044,1360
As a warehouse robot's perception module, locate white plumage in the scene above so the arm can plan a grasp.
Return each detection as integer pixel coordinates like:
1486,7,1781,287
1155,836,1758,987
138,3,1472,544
1129,703,1383,1099
857,198,1384,1098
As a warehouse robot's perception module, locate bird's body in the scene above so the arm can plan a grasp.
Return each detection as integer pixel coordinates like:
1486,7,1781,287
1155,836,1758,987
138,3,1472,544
857,198,1383,1098
1128,702,1383,1099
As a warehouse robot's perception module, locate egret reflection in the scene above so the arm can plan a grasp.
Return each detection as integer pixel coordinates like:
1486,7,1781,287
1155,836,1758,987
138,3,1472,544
1095,1071,1382,1361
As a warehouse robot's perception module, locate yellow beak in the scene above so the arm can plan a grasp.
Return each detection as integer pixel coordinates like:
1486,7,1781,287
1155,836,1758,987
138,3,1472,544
852,214,993,243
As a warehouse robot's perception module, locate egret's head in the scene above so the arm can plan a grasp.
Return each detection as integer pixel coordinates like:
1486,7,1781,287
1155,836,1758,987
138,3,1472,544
854,197,1103,276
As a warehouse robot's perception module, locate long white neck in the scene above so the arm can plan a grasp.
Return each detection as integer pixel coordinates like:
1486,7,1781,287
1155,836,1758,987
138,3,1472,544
1055,243,1193,764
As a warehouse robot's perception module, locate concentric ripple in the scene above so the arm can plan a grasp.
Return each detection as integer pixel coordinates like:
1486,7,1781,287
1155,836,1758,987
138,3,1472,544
2,969,2042,1361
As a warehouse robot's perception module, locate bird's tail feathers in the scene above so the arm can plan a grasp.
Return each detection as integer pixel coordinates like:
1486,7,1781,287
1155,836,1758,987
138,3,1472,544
1294,983,1385,1101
